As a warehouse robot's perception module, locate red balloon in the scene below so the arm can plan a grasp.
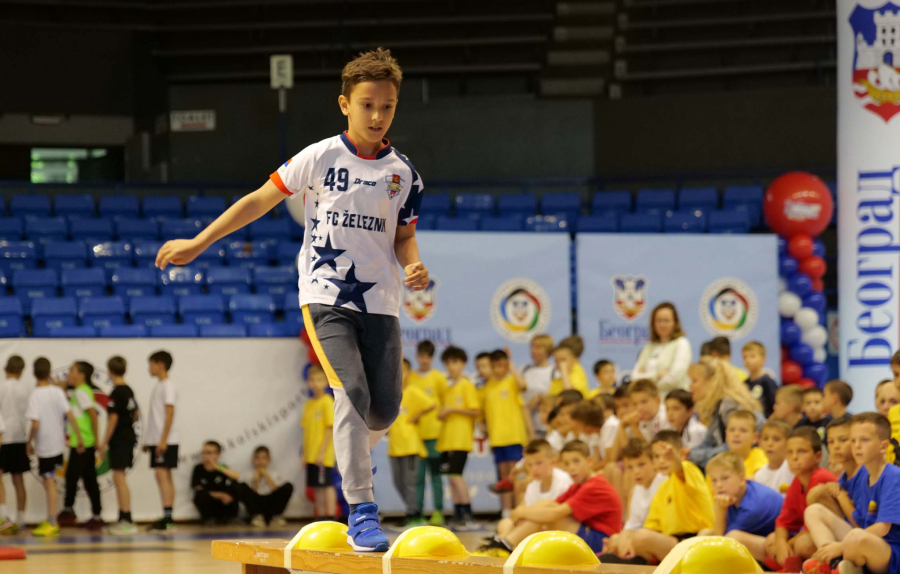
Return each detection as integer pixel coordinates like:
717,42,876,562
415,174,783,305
788,234,814,260
782,360,802,385
812,278,824,292
796,378,816,389
763,172,834,238
799,255,826,279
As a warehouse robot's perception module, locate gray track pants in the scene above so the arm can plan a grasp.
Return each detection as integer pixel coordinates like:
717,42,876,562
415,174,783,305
303,303,402,504
389,455,420,517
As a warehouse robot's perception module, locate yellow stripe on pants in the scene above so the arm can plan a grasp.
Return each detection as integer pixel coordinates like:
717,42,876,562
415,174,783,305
301,304,344,389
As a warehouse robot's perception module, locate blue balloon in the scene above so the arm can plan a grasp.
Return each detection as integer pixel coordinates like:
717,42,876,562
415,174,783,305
778,237,787,255
813,240,826,258
779,256,799,277
791,343,815,366
803,292,827,314
781,320,802,346
804,362,829,387
788,274,813,298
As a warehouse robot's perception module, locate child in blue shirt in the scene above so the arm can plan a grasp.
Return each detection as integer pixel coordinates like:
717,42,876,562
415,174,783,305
701,451,782,562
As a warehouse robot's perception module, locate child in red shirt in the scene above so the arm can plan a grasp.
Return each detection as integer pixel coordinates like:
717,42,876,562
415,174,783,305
474,439,622,557
764,427,836,571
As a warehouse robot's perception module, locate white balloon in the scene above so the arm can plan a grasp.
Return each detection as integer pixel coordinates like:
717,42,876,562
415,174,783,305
794,307,820,331
801,326,828,348
779,292,802,318
778,277,787,293
813,347,828,363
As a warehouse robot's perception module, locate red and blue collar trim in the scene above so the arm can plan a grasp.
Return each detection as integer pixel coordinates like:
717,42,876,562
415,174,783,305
340,130,392,160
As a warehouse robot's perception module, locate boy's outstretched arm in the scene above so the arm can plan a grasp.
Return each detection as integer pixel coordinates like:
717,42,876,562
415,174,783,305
156,180,288,269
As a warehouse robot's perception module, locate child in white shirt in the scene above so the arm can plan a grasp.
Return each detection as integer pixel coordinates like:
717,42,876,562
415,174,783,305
752,420,794,496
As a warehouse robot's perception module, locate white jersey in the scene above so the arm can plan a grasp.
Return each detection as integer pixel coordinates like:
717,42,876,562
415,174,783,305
271,132,424,317
753,459,794,497
0,376,32,443
524,467,574,506
25,385,70,458
144,379,179,446
624,473,667,530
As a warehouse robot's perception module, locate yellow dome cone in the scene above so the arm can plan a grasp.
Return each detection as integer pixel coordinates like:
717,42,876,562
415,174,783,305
503,531,600,574
653,536,763,574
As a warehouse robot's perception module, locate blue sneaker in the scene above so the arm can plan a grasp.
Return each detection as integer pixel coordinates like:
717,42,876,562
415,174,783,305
347,503,389,552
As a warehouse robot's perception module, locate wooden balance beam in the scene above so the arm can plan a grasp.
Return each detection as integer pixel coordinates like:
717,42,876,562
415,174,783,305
211,539,656,574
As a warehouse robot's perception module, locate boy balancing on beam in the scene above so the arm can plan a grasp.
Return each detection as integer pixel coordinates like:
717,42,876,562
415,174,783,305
155,47,429,552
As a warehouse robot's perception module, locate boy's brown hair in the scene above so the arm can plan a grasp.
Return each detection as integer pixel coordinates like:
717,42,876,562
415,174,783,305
776,385,803,409
824,380,853,407
665,389,694,410
531,334,554,355
524,439,554,457
651,429,683,450
826,414,852,432
556,335,584,358
560,439,590,458
570,401,605,429
741,341,766,356
593,393,616,413
761,419,791,439
802,387,823,400
4,355,24,376
107,356,127,377
341,48,403,98
727,409,757,427
891,350,900,366
707,451,746,476
33,357,50,380
620,438,652,460
850,412,892,441
628,378,659,397
789,426,823,453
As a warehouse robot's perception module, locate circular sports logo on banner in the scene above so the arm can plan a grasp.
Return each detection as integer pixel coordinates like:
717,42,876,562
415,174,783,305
699,278,758,340
490,278,551,342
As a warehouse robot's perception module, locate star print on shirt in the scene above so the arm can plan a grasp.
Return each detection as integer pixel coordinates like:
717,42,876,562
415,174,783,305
312,234,346,272
310,216,320,232
401,208,418,225
310,234,318,243
311,278,319,284
326,262,376,313
315,200,320,208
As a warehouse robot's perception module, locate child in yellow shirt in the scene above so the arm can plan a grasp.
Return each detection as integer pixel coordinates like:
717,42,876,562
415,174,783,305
549,336,589,396
437,346,480,530
301,366,336,520
388,358,435,528
408,339,447,526
483,349,532,518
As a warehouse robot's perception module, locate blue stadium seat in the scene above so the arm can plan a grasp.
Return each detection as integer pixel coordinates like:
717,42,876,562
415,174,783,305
150,324,198,338
415,215,435,230
497,194,537,218
31,297,77,336
207,267,252,296
249,323,297,337
0,298,24,337
99,196,140,219
13,269,58,313
480,217,523,232
61,268,106,298
0,242,37,276
142,196,183,219
115,218,158,242
11,195,51,218
200,324,247,338
49,325,97,338
436,216,478,231
0,196,7,216
159,219,203,241
193,242,226,269
284,292,302,329
229,294,275,325
541,192,581,221
420,193,451,216
576,214,618,233
678,187,719,210
100,325,147,338
664,211,706,234
134,242,163,269
79,296,126,328
620,212,663,233
89,242,133,277
525,214,572,233
130,295,177,327
26,217,68,243
591,190,632,214
288,219,304,241
708,209,751,234
276,242,302,267
454,193,495,217
54,195,95,218
253,266,295,310
636,188,676,214
0,218,24,241
110,267,157,301
44,242,88,273
249,219,291,240
71,217,114,242
186,196,226,218
159,266,204,297
723,185,764,227
224,240,269,268
179,294,225,325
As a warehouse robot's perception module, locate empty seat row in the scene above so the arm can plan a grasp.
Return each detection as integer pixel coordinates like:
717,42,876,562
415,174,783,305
0,195,234,219
38,323,297,338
